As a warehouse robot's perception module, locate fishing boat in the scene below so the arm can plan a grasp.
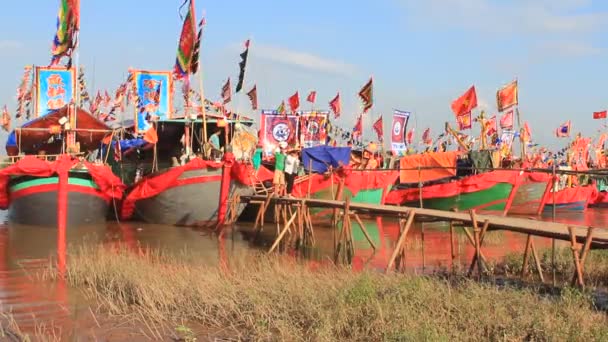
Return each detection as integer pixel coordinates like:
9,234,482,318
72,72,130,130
119,116,256,227
2,106,125,226
385,151,551,216
290,146,399,205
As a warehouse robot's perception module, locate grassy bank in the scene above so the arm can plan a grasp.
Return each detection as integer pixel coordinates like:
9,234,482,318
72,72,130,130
49,244,608,341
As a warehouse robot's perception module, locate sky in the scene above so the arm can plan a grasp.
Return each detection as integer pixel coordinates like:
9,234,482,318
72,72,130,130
0,0,607,149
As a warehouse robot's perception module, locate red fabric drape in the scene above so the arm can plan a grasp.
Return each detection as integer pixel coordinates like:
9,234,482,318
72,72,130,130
385,170,547,205
546,184,597,205
120,158,222,219
0,155,125,210
291,169,399,200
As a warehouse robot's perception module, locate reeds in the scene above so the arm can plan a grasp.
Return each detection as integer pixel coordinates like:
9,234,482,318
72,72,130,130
48,244,608,341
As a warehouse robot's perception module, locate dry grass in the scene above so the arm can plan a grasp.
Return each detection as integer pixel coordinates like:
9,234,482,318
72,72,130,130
500,247,608,287
46,244,608,341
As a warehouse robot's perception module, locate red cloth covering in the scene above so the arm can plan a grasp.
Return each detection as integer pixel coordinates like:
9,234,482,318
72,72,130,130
0,155,125,210
230,161,258,186
120,158,222,219
399,151,462,183
291,169,399,200
547,184,597,206
385,170,546,205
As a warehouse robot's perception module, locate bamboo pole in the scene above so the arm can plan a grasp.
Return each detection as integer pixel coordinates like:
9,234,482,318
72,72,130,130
530,239,545,282
567,226,585,287
449,221,456,272
386,210,416,272
268,209,299,253
521,234,533,278
467,218,489,276
571,227,594,286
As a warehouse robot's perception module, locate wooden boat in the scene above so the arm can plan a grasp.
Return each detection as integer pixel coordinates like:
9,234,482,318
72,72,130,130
119,118,255,226
2,106,125,226
543,184,597,213
292,146,399,205
385,169,550,216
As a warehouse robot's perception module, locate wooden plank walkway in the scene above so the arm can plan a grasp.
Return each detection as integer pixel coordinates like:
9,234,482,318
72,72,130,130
236,194,605,287
240,195,608,247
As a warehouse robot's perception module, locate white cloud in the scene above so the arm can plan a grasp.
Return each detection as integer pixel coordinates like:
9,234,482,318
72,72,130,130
535,40,603,58
250,44,357,76
399,0,607,35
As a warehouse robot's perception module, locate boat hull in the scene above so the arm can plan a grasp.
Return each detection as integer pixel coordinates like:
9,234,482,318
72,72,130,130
402,182,512,212
543,185,595,213
8,173,109,226
386,171,550,216
133,169,254,226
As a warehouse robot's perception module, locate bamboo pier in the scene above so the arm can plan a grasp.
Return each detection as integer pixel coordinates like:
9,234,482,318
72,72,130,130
233,194,607,287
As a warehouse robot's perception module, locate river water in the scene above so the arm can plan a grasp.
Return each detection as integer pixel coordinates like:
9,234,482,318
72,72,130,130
0,208,605,338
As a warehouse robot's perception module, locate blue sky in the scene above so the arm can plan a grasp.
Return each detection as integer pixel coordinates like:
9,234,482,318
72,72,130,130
1,0,607,148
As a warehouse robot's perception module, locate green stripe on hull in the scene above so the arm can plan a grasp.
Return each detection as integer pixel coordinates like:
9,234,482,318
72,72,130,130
408,183,513,211
310,187,386,216
312,187,385,205
10,177,99,192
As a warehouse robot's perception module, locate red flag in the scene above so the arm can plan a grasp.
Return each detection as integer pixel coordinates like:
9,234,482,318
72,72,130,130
406,128,414,145
358,78,373,112
500,110,514,129
288,91,300,112
451,86,477,117
246,85,258,110
352,115,363,137
555,120,571,138
221,78,231,104
522,122,531,142
422,128,432,145
306,91,316,103
103,91,112,107
496,80,518,112
486,115,497,136
1,105,11,132
456,112,472,130
593,110,607,119
329,93,341,118
372,115,383,141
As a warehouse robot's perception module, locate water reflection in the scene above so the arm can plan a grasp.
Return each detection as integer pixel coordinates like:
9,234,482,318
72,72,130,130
0,208,605,338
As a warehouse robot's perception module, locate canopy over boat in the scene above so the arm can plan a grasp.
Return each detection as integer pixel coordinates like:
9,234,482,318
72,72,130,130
6,106,111,156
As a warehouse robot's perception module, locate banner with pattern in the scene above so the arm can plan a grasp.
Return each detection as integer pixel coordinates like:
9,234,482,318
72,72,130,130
300,111,328,148
260,110,300,154
35,66,75,118
133,70,173,133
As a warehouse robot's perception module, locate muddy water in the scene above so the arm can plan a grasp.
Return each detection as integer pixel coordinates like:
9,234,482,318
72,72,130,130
0,209,605,338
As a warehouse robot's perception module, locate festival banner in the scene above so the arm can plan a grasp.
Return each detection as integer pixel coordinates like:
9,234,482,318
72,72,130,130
133,70,173,133
456,112,472,130
35,66,76,118
261,110,300,154
300,111,328,148
391,110,410,155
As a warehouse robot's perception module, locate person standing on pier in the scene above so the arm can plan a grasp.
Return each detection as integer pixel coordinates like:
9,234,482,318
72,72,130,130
284,148,300,197
273,142,287,196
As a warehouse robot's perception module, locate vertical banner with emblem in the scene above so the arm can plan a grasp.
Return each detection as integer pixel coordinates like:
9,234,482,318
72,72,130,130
300,110,328,148
391,109,410,155
35,66,76,118
260,110,299,154
133,70,173,133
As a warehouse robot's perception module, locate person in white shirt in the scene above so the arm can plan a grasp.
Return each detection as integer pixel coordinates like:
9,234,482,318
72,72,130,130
284,148,300,196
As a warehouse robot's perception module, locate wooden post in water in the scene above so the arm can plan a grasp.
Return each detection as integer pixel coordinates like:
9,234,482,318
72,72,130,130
386,210,416,272
567,226,585,288
551,163,557,286
418,164,425,272
449,220,456,273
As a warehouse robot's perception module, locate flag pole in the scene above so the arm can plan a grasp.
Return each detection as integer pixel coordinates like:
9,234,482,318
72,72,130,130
197,8,208,152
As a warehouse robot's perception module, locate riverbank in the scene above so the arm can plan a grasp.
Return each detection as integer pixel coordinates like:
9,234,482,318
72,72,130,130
40,243,608,341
